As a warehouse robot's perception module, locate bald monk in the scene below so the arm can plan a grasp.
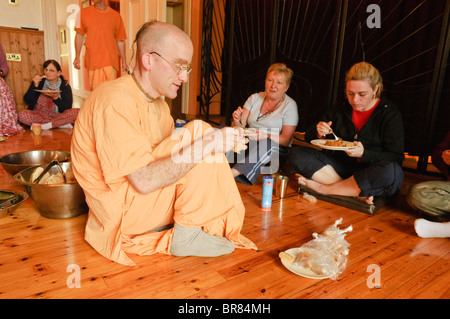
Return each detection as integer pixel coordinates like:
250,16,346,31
71,21,256,266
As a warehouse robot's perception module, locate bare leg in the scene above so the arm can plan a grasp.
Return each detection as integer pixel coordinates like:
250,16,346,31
231,168,241,177
298,175,374,205
310,165,343,185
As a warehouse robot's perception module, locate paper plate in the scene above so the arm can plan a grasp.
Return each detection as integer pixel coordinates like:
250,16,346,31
279,248,329,279
311,139,357,151
34,89,61,93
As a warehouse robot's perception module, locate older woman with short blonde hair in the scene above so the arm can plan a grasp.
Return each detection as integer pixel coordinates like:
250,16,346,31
230,62,299,185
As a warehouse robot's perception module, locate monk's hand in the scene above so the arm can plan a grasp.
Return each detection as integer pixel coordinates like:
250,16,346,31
253,129,270,141
220,126,247,153
73,57,81,70
234,131,249,153
218,126,247,154
201,126,246,157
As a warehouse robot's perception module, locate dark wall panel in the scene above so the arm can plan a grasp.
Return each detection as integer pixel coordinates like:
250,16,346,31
201,0,449,173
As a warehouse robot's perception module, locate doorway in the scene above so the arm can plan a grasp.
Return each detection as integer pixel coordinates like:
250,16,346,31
166,0,185,120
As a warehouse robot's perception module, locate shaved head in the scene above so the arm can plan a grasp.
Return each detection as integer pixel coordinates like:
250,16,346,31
132,21,194,100
135,21,192,60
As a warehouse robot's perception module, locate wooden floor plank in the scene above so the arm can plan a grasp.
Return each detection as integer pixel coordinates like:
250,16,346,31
0,129,448,300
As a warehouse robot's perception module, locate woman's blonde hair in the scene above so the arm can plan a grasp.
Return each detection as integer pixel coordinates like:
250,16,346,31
267,63,294,85
345,62,383,98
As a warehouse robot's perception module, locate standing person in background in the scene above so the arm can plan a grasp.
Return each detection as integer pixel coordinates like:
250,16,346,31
0,44,24,136
73,0,128,91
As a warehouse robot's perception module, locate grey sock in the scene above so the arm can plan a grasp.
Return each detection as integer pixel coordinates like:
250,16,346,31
170,223,235,257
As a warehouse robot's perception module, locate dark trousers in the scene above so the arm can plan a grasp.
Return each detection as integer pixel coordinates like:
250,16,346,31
288,145,404,197
227,138,290,185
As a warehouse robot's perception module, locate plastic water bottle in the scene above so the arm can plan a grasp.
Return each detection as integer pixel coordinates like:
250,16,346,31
261,175,274,211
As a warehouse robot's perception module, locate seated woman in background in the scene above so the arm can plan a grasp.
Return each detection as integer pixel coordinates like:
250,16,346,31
408,131,450,238
230,63,299,185
0,43,24,136
288,61,404,204
19,60,78,129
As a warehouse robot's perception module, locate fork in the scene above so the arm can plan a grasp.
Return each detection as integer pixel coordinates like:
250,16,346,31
329,128,339,140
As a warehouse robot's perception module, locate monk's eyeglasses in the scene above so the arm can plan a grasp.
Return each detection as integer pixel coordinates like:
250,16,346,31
149,51,192,75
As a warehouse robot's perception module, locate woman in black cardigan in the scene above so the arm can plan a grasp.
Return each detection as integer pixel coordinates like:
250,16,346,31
288,62,405,204
19,60,78,129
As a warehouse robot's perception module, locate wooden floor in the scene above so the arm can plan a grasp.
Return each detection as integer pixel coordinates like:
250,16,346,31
0,128,449,300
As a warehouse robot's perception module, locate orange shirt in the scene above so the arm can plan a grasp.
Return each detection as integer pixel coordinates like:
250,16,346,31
75,5,127,71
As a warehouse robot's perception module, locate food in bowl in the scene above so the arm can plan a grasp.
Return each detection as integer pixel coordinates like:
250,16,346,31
29,166,76,184
14,163,88,219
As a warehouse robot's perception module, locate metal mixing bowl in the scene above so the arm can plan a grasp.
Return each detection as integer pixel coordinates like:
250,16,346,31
14,162,88,219
0,150,71,176
0,189,28,218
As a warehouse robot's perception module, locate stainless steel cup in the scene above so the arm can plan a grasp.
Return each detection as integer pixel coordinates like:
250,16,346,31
274,174,289,198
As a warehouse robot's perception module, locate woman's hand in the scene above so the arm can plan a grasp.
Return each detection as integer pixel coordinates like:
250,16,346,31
345,141,364,158
232,106,245,127
42,90,59,100
316,121,333,138
32,75,44,87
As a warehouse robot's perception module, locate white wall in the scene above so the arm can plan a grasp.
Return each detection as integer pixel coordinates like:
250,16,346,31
55,0,79,27
0,0,43,30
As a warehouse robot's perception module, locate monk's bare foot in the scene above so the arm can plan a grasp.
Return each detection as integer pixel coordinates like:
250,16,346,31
298,176,326,195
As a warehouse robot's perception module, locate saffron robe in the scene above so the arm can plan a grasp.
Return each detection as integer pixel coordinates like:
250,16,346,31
71,75,256,266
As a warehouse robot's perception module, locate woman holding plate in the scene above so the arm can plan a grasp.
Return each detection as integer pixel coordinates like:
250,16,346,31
19,60,78,129
230,63,299,185
288,62,404,204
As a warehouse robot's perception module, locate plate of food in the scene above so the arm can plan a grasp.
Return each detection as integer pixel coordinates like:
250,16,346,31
279,248,330,279
311,138,357,151
243,128,258,137
34,89,61,93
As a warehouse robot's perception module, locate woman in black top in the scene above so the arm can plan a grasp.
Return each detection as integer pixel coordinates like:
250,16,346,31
19,60,78,129
288,62,404,204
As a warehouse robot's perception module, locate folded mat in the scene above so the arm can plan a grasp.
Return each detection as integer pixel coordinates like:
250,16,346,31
298,185,387,215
